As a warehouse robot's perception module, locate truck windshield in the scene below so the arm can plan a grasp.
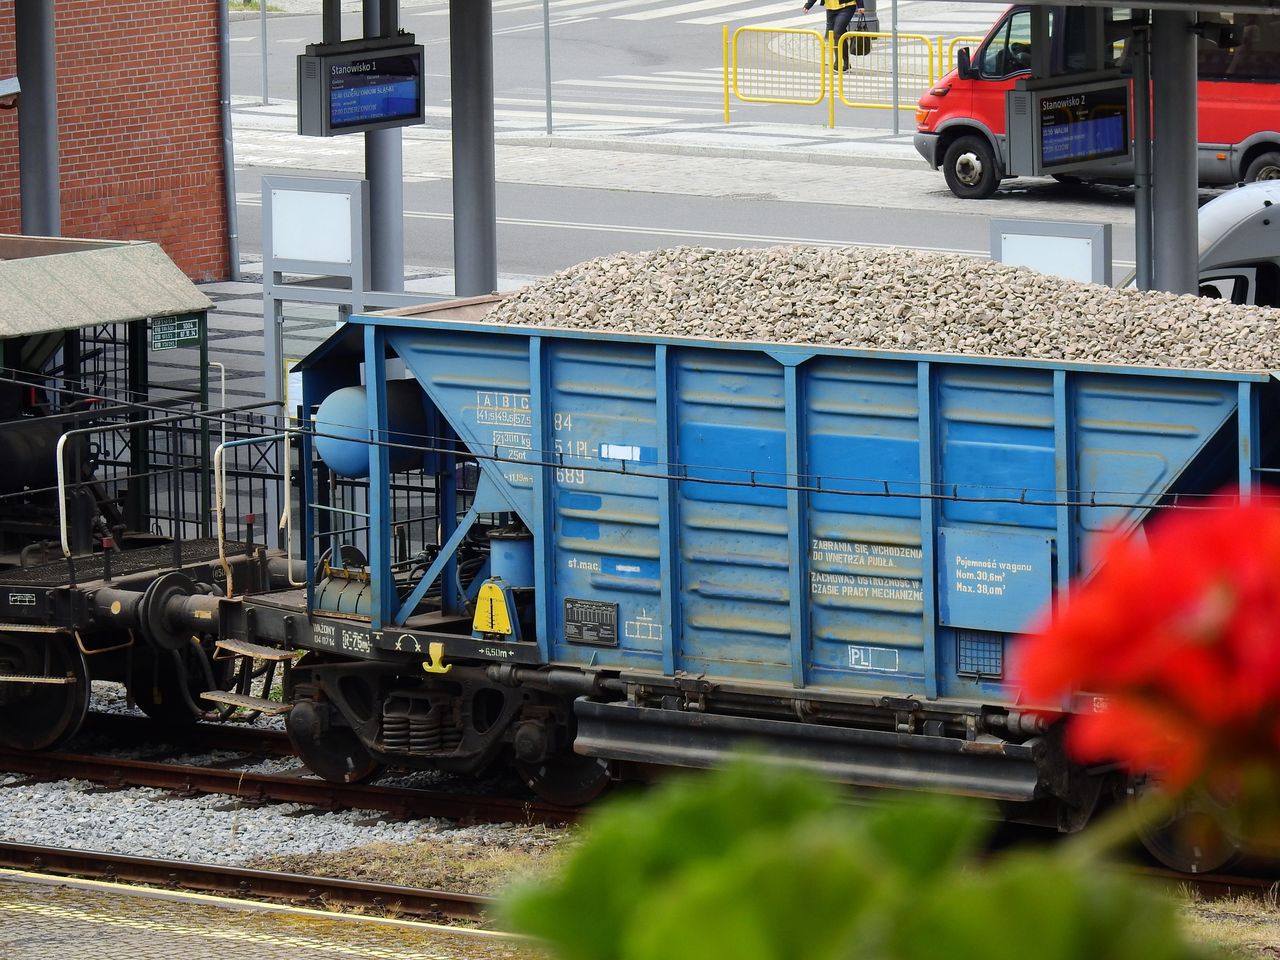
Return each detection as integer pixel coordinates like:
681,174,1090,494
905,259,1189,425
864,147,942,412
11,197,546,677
980,9,1034,78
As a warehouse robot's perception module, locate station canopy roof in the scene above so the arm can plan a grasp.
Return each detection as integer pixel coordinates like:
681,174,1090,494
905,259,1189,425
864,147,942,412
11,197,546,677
0,237,212,339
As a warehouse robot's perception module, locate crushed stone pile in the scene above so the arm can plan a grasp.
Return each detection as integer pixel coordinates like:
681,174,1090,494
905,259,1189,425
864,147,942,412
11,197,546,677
485,246,1278,372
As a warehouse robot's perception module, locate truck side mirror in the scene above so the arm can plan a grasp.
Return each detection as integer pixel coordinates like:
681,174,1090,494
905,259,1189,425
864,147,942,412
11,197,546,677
956,47,973,78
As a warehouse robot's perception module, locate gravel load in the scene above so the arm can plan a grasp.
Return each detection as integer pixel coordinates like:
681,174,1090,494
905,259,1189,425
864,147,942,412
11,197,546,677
486,246,1279,372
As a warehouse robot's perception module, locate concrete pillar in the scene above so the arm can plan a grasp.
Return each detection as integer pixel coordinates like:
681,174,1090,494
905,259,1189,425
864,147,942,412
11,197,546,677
1150,9,1199,295
365,0,405,293
15,0,61,237
449,0,498,295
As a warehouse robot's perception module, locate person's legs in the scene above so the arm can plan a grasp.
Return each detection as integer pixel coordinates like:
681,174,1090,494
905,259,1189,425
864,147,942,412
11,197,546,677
832,7,855,69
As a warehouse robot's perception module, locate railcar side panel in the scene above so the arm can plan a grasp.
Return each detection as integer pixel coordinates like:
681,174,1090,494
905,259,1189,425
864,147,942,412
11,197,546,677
339,319,1262,705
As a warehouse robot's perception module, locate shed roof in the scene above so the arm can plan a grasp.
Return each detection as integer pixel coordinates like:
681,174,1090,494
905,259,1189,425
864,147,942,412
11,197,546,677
0,237,212,339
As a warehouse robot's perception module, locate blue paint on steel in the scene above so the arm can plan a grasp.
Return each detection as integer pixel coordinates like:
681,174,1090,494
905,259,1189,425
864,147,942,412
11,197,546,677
305,311,1262,706
363,325,395,630
805,356,923,694
938,529,1054,634
655,345,679,677
784,363,808,690
314,381,430,478
1053,370,1075,602
917,362,939,700
386,327,534,524
1074,373,1239,548
529,336,554,663
440,441,461,616
1240,381,1259,498
491,531,536,587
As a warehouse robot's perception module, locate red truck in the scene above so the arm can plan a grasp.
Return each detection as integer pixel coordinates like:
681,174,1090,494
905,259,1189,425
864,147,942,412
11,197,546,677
915,7,1280,199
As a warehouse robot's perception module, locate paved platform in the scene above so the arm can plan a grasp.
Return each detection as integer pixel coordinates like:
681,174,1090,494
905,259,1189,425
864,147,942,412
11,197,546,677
0,873,539,960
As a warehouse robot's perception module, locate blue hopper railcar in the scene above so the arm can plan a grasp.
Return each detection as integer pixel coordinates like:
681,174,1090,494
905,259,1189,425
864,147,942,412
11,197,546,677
258,295,1274,871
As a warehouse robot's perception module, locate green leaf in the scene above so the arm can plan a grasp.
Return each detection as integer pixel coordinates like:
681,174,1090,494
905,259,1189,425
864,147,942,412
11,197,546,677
502,759,841,960
887,854,1212,960
621,819,889,960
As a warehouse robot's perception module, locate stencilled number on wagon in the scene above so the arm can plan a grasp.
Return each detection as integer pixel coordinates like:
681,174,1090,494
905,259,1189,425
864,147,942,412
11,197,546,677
553,436,589,485
553,413,573,432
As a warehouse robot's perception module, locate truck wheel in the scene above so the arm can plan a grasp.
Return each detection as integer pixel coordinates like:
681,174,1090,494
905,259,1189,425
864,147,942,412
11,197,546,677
942,135,1000,199
1245,151,1280,182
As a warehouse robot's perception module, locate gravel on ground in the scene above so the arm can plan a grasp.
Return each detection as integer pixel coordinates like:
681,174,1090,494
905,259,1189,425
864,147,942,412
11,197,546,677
248,824,573,896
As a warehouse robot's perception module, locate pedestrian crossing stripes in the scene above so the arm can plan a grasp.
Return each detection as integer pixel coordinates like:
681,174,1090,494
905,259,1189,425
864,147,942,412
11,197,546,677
400,0,994,32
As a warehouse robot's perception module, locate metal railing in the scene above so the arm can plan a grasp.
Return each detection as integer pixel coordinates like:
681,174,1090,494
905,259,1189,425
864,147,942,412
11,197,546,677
723,27,990,127
836,31,937,110
727,25,830,110
944,36,985,74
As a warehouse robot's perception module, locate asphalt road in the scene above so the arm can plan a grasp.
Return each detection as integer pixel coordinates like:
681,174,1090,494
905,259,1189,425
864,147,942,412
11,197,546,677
232,163,1140,279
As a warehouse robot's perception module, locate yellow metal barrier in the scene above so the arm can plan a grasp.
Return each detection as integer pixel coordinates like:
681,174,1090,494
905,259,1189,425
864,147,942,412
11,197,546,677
729,25,830,107
944,36,985,74
835,32,937,110
721,28,990,127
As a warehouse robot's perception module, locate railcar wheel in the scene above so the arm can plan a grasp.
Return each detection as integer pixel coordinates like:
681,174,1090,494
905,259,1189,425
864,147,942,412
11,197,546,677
0,633,90,751
286,699,381,784
515,751,613,807
1133,782,1243,874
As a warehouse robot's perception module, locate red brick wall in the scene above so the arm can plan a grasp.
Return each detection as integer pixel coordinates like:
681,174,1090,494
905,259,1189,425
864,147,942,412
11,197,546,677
0,2,229,280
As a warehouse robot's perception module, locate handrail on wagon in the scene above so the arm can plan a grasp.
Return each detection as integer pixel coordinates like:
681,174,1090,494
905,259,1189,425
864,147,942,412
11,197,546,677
214,432,286,598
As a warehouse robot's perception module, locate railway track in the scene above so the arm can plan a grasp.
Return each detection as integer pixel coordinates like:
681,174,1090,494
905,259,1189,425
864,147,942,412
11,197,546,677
0,841,494,923
0,713,578,827
1133,864,1280,901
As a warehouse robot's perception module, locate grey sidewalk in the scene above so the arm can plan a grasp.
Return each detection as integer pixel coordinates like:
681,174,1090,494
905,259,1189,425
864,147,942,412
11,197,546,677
233,95,922,167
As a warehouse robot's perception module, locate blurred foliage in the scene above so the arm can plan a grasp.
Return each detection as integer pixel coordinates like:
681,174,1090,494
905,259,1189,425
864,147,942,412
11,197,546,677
504,759,1218,960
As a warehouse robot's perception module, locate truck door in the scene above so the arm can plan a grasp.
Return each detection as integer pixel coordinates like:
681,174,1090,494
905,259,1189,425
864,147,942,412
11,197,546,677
972,7,1035,147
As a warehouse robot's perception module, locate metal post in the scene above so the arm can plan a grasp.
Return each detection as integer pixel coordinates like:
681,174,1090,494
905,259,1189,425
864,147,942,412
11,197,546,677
219,0,242,281
450,0,499,295
543,0,553,135
365,0,405,293
265,295,284,405
323,0,342,43
15,0,60,236
1150,9,1198,295
723,25,731,124
260,0,269,105
199,316,211,538
1132,23,1153,291
890,0,899,135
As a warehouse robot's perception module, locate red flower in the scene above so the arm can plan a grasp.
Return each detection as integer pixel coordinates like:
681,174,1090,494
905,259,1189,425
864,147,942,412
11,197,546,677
1015,498,1280,790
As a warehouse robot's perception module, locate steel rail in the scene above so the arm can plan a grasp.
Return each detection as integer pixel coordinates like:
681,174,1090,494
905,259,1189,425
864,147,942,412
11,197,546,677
1129,864,1280,901
0,841,494,922
0,746,577,826
72,712,296,757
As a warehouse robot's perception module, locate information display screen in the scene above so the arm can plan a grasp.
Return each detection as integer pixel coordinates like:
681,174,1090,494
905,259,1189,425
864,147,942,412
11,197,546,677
1038,85,1129,169
328,52,422,130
